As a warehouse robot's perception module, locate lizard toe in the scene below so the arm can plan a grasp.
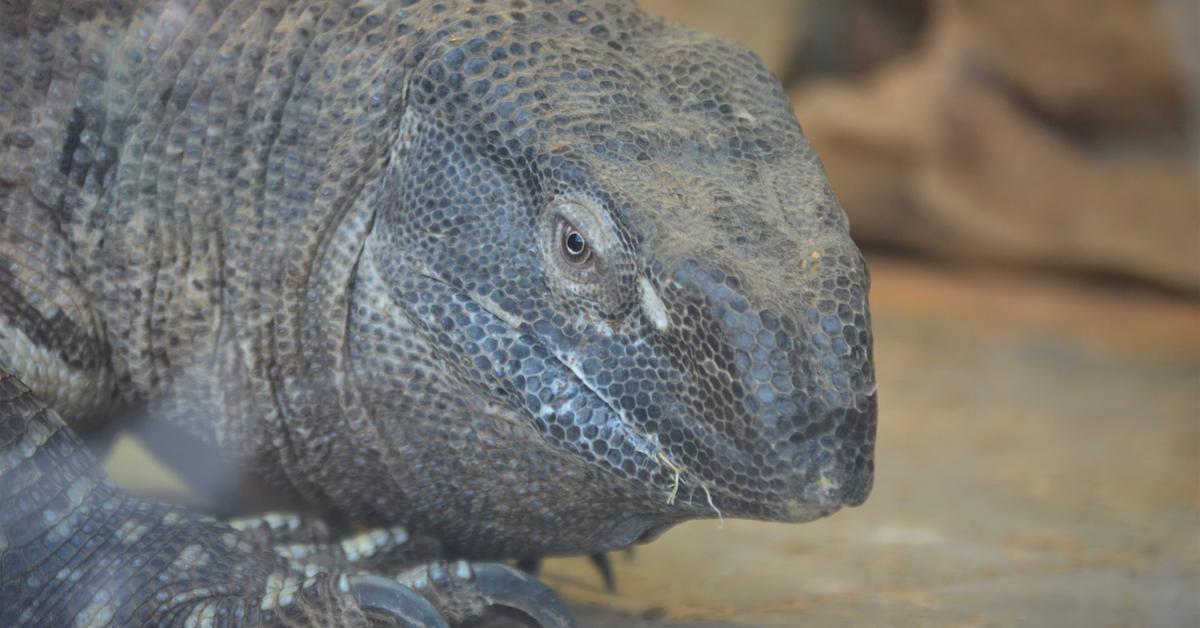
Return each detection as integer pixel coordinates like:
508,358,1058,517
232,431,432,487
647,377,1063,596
473,563,577,628
350,574,450,628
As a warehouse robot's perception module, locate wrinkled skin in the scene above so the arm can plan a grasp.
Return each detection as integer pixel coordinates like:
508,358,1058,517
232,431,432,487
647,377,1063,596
0,0,875,589
336,1,877,559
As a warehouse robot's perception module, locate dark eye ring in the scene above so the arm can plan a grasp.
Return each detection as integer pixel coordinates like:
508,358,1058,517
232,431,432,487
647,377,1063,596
560,222,592,265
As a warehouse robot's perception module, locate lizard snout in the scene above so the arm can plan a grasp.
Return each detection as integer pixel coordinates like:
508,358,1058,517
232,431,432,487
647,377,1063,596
794,442,874,509
779,388,876,514
658,250,876,519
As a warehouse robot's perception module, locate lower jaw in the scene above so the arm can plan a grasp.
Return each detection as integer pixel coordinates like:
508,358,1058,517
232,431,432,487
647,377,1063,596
672,488,844,525
635,522,677,545
767,500,842,524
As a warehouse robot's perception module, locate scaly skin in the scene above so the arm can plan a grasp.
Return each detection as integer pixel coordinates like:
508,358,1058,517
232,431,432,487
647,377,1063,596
1,0,877,624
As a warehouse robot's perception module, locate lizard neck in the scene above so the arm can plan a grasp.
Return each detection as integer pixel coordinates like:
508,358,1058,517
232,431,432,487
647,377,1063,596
41,1,421,498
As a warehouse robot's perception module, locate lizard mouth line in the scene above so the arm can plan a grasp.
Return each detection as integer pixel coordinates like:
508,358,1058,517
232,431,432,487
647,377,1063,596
408,270,700,508
403,272,845,525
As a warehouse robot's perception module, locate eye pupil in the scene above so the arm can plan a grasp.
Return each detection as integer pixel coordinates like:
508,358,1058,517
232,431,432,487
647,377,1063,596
565,231,586,256
558,219,593,265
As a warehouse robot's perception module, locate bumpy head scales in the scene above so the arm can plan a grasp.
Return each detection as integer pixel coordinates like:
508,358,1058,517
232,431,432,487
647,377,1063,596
346,0,876,557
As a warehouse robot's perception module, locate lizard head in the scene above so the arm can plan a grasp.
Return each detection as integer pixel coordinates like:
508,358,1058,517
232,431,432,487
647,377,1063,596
347,1,875,558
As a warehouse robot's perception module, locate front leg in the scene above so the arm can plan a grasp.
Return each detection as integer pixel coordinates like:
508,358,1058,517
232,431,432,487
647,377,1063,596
0,369,445,626
225,513,574,626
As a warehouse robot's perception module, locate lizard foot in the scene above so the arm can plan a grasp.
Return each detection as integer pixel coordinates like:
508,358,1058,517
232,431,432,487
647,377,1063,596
393,560,576,628
350,574,449,627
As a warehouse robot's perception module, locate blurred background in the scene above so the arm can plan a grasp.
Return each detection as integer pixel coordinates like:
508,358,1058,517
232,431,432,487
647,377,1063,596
104,1,1199,626
540,0,1200,625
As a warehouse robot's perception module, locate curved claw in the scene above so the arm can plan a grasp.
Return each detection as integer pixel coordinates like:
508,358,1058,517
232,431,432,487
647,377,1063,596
588,553,616,592
349,574,450,628
473,563,577,628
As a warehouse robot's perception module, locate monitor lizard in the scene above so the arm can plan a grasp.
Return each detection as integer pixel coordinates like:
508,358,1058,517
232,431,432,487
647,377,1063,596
0,0,878,625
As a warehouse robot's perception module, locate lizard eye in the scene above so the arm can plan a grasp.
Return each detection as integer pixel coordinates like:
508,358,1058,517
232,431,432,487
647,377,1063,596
560,222,592,265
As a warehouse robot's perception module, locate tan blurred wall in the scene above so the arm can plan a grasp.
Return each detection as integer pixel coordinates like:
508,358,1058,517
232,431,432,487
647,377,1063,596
639,0,1200,293
637,0,807,76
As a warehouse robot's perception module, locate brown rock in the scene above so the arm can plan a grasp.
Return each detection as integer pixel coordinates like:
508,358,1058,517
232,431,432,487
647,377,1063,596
792,0,1200,292
637,0,806,77
948,0,1190,131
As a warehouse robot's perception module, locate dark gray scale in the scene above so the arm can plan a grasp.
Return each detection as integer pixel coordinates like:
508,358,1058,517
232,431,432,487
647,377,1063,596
2,0,874,624
356,0,876,546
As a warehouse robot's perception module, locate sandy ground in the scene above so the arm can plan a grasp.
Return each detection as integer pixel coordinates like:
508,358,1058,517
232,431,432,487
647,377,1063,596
107,256,1200,627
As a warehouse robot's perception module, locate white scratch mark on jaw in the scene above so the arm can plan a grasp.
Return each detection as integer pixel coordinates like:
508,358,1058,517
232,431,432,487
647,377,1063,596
639,277,669,332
